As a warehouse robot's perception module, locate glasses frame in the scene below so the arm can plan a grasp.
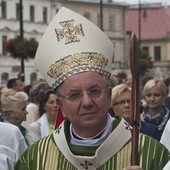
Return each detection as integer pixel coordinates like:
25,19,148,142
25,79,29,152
59,86,108,102
113,99,131,106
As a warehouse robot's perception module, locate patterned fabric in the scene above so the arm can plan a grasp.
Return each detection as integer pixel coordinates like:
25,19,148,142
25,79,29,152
14,118,170,170
142,106,170,131
140,106,170,141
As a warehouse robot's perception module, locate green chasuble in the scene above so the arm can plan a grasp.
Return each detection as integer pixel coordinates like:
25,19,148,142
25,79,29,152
14,118,170,170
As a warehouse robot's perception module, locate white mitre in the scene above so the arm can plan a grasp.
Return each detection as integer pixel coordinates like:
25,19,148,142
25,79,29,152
34,7,114,89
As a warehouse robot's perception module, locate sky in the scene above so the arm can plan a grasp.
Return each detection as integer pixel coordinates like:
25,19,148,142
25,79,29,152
113,0,169,5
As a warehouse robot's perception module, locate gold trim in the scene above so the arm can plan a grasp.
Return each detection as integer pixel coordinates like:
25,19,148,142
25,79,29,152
47,52,110,88
47,52,108,79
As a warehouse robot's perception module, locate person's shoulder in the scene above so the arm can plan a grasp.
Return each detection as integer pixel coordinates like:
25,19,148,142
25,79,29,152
0,122,20,133
26,133,55,150
139,133,167,148
26,103,39,112
165,119,170,126
0,122,26,146
14,134,58,169
28,119,41,128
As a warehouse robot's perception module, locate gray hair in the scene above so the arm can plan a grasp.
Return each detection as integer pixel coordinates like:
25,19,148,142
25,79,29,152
1,89,28,121
111,83,131,105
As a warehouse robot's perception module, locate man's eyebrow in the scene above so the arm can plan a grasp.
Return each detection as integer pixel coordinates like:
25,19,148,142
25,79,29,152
89,84,100,88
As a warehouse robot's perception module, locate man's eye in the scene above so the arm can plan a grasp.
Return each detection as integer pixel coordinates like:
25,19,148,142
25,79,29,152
69,93,81,100
90,89,100,95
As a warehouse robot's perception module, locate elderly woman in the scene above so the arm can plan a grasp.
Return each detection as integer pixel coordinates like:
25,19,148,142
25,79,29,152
111,83,131,123
26,89,58,146
0,91,27,170
1,88,28,140
140,79,170,141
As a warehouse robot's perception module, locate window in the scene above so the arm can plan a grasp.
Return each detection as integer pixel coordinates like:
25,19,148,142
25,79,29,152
1,1,7,19
142,46,149,52
30,5,35,22
1,72,9,85
2,36,7,55
16,3,20,20
142,46,149,55
84,12,90,20
43,7,47,24
154,46,161,61
109,16,115,31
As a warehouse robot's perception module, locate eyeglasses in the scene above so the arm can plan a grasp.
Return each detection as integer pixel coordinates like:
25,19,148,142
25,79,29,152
59,86,108,102
113,99,131,106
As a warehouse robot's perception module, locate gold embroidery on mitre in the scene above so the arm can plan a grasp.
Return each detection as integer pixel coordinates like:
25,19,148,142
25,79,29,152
47,52,108,80
55,20,84,44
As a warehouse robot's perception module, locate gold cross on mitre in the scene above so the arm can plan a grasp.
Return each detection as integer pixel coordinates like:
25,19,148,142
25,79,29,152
55,20,84,44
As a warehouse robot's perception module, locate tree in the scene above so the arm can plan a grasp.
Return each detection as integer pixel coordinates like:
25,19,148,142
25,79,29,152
139,50,153,76
5,36,38,60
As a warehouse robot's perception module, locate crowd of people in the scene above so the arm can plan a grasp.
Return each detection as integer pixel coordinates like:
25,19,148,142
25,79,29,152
0,6,170,170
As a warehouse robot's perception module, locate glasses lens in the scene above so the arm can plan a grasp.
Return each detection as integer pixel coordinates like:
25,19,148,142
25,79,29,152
68,92,81,102
62,87,107,102
89,88,102,98
114,99,131,105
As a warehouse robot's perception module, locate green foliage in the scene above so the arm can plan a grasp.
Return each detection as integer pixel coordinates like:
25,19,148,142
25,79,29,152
5,36,38,60
139,50,153,76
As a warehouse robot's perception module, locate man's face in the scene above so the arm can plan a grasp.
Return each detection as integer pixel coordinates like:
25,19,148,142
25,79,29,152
58,72,112,137
14,80,24,91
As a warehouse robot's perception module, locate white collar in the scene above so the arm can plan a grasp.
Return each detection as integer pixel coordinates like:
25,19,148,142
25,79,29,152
70,114,114,146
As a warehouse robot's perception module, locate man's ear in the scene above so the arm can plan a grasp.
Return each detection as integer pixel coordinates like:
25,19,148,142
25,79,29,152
57,98,63,110
108,87,112,103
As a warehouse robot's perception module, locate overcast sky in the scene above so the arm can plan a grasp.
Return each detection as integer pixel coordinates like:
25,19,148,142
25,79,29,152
113,0,169,5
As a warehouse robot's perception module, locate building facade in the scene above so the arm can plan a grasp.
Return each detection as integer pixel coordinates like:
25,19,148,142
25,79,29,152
1,0,169,86
126,3,170,78
0,0,127,85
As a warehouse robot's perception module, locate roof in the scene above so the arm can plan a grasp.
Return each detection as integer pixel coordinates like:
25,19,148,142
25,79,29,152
68,0,128,6
125,5,170,40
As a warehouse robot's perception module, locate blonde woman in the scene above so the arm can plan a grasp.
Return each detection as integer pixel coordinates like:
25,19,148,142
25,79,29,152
140,79,170,141
111,83,131,123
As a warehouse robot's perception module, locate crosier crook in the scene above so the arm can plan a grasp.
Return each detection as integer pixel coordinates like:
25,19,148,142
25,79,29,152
130,33,140,165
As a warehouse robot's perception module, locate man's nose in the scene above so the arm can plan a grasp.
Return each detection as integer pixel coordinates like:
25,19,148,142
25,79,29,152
81,92,93,105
